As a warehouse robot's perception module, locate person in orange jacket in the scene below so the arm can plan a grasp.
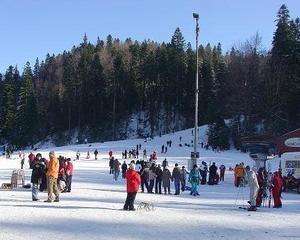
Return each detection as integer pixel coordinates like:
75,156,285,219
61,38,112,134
44,151,60,202
234,163,245,187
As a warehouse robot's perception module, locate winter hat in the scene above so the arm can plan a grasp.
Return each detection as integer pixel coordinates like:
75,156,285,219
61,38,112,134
129,163,135,170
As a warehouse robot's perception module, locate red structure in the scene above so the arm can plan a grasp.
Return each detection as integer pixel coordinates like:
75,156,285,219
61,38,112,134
240,128,300,156
275,128,300,155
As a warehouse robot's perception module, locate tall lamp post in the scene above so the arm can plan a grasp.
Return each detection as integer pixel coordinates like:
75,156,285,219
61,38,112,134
189,13,200,171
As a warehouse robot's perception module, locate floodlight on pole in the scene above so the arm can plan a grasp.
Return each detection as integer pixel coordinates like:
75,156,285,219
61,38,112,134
189,13,200,171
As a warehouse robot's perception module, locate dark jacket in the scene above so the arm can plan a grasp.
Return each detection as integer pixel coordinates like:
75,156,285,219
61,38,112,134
172,166,181,182
155,167,163,180
209,164,217,176
121,163,128,173
31,160,46,184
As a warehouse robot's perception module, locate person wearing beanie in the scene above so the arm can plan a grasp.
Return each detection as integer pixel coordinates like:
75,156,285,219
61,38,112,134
123,163,141,211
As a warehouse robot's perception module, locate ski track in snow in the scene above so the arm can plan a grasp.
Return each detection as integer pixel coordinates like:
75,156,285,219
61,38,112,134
1,128,300,240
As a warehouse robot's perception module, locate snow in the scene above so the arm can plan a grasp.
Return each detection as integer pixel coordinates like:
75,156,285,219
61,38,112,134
1,128,300,240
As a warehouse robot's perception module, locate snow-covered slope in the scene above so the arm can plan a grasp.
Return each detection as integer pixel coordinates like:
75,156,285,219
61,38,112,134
0,128,299,240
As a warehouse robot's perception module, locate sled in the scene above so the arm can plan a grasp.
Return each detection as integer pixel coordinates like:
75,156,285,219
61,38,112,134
137,201,154,211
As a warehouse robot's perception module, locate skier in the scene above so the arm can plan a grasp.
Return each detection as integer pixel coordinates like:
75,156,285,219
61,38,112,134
272,171,283,208
172,163,181,195
189,165,201,196
121,161,128,179
162,167,172,194
143,149,147,159
161,144,165,154
219,164,226,182
123,163,141,211
31,153,45,201
234,163,245,187
94,149,98,160
245,166,259,211
179,136,182,143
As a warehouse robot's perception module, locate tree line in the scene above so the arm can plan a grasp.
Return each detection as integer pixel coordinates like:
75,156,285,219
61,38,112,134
0,4,299,148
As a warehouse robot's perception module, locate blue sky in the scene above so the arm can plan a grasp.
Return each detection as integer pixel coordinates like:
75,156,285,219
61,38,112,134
0,0,299,73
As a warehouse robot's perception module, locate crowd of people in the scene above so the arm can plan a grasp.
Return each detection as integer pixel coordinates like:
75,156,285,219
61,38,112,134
111,151,227,201
8,136,283,212
234,162,283,211
28,152,73,202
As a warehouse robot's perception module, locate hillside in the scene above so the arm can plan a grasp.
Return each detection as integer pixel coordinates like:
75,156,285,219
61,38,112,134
1,128,298,240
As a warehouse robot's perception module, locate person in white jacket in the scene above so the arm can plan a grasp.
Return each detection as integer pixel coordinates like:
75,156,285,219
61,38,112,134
245,166,259,211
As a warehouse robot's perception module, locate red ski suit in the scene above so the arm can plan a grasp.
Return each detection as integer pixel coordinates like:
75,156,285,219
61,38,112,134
272,173,283,207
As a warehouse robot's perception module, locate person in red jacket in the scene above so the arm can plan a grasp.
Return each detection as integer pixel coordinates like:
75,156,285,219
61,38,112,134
109,150,113,158
124,163,141,211
272,171,283,208
65,158,74,192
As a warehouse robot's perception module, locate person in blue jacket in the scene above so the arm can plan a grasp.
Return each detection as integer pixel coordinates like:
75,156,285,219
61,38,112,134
189,164,201,196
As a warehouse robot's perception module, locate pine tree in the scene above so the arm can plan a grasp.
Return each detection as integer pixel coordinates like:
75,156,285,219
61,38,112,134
207,117,230,150
268,4,299,132
14,62,38,146
169,28,186,130
2,66,17,141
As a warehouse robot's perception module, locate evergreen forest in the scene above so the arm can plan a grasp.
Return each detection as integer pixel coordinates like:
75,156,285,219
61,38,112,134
0,5,299,148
